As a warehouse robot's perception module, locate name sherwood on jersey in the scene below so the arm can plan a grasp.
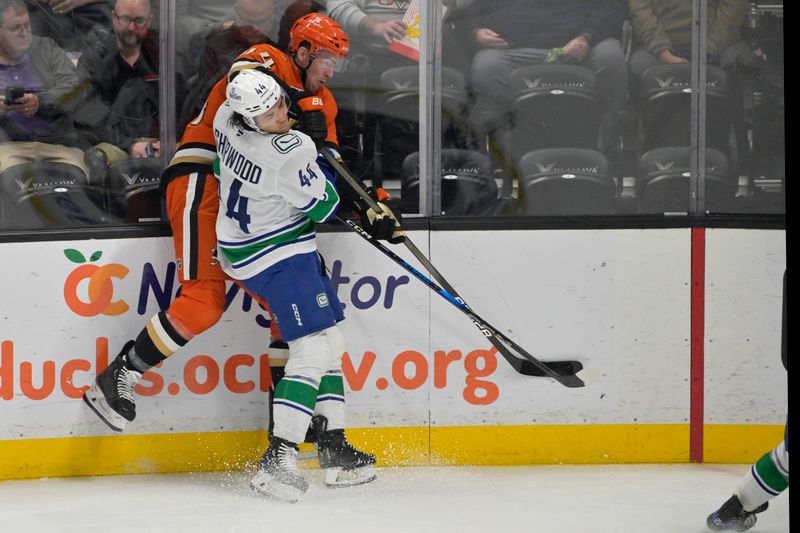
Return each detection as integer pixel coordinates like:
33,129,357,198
214,129,263,184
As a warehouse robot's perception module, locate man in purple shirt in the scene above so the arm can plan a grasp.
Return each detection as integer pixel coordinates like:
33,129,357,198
0,0,87,173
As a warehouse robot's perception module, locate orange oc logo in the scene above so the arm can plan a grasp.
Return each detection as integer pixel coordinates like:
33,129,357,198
63,249,130,317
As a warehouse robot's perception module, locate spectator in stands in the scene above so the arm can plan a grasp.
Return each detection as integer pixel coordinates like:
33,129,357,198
327,0,412,84
276,0,322,51
178,0,279,134
0,0,87,173
628,0,750,82
175,0,235,74
326,0,418,184
465,0,628,149
76,0,167,164
195,0,276,90
24,0,113,52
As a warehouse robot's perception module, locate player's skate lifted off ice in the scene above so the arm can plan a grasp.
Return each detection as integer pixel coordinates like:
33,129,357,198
82,14,405,503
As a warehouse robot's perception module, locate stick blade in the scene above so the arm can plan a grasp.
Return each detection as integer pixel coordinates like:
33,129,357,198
554,372,586,388
519,360,583,377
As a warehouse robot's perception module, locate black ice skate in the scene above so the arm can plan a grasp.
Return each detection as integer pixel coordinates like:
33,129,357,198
707,494,768,531
82,340,142,432
317,423,377,488
250,437,309,503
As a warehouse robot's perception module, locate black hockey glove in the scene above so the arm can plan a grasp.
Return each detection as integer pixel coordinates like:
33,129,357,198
354,189,406,245
296,94,327,148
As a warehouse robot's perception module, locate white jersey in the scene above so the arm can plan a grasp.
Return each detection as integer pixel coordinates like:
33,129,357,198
213,102,340,280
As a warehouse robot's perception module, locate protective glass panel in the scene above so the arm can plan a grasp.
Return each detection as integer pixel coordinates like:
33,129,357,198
436,0,630,217
324,0,422,214
707,1,784,214
0,0,164,230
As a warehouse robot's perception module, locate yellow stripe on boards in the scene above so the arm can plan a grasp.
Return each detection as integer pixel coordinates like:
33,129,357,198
703,424,785,463
0,424,784,481
0,431,268,481
429,424,690,465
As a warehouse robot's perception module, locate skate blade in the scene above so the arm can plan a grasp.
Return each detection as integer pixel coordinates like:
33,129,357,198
324,465,377,488
250,471,307,503
82,385,127,432
706,513,757,532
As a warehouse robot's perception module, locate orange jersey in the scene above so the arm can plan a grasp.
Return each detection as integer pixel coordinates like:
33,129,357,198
164,43,339,184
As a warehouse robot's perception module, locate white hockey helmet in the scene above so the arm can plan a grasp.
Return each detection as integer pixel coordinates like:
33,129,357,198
226,69,283,119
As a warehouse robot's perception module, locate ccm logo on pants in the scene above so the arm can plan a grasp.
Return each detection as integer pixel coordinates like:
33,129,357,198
291,303,303,327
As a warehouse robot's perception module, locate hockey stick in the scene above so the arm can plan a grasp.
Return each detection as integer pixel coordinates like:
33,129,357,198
335,215,584,388
322,148,583,380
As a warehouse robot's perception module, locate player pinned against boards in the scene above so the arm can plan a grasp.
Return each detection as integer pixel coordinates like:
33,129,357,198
213,70,386,501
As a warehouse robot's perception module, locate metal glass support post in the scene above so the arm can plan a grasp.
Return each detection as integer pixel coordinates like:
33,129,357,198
419,0,443,216
159,0,178,164
690,0,708,214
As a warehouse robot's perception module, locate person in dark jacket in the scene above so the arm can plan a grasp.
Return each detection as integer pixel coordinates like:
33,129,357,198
465,0,628,148
76,0,168,163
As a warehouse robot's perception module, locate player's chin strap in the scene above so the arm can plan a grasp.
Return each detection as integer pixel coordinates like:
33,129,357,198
243,114,269,134
291,47,313,86
242,93,291,135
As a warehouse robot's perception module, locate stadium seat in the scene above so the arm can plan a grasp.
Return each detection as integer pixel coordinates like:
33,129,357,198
379,65,469,125
105,158,163,223
637,147,736,213
401,149,500,215
0,162,108,229
375,66,470,185
638,63,731,153
517,148,617,216
506,64,602,161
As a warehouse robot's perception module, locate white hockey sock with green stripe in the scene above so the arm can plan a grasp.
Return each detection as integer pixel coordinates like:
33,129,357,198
272,374,318,443
314,325,346,430
316,370,346,430
737,440,789,511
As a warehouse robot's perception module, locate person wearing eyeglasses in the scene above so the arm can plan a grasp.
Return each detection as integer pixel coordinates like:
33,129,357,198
0,0,89,174
75,0,177,166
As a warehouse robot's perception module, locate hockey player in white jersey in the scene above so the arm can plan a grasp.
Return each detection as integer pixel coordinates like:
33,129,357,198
214,69,394,502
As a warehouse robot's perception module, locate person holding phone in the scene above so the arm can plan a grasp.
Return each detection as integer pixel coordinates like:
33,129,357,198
0,0,89,174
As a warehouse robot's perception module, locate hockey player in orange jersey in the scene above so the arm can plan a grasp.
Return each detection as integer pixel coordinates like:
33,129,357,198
82,14,403,469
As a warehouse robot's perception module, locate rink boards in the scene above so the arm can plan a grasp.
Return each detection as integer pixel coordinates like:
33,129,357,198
0,229,786,480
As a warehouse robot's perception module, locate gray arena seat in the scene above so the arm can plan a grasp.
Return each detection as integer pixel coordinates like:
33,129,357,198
379,65,469,124
518,148,617,216
0,162,108,229
376,66,470,184
507,65,602,161
401,149,500,215
639,63,731,153
637,147,736,213
105,158,163,223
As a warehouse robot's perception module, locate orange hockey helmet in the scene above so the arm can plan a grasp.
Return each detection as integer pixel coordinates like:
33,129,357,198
288,13,350,59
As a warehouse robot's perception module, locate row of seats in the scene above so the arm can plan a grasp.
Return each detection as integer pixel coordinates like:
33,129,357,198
0,58,772,227
341,59,752,199
0,146,745,229
371,61,733,152
0,160,162,230
401,147,739,216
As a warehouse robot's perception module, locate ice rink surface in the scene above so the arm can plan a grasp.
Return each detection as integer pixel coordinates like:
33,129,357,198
0,464,789,533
